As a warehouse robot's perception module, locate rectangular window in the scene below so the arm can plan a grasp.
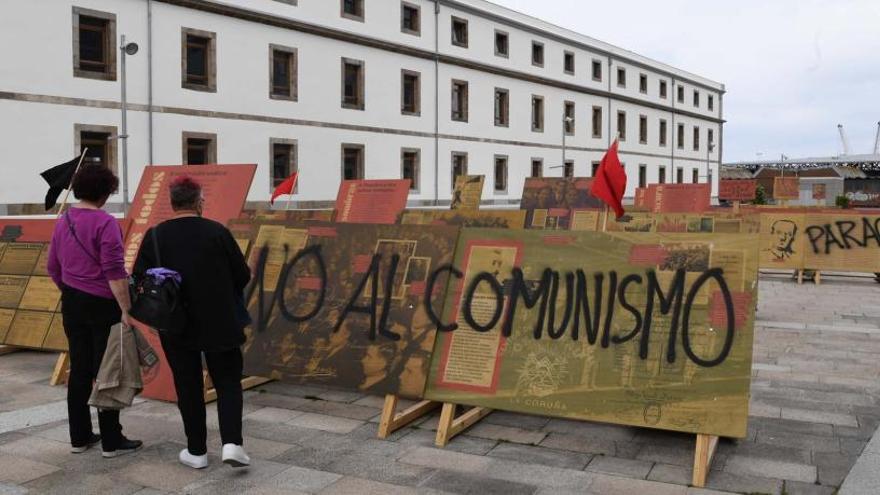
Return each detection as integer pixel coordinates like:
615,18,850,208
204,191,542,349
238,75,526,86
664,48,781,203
532,41,544,67
401,69,420,116
693,126,700,151
677,124,685,150
659,80,667,99
75,124,118,174
676,167,684,184
495,30,509,57
592,106,602,138
341,58,365,110
341,0,364,21
677,85,684,103
659,166,666,184
401,148,420,192
451,152,468,187
639,73,648,94
494,156,508,193
451,16,468,47
591,161,600,177
531,159,543,178
564,161,574,179
564,101,575,135
270,138,297,190
451,79,468,122
401,2,420,35
692,168,699,184
592,59,602,81
617,111,626,141
617,67,626,88
659,119,667,147
182,132,217,165
564,51,575,75
708,129,715,149
639,115,647,144
693,90,700,108
341,144,365,180
531,95,544,132
639,164,647,188
270,45,297,100
73,7,116,80
494,88,509,127
708,94,715,111
181,28,216,92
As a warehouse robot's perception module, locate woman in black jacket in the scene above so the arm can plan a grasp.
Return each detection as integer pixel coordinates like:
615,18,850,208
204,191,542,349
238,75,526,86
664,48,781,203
133,176,251,469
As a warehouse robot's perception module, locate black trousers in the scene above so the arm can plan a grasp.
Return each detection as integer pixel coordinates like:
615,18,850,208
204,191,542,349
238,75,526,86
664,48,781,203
61,287,124,450
160,338,243,456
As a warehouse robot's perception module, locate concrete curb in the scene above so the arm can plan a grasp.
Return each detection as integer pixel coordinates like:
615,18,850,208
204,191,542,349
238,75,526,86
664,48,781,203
838,424,880,494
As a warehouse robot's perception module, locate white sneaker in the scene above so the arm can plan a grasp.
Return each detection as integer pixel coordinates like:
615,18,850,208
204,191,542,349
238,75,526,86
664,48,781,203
221,443,250,467
179,449,209,469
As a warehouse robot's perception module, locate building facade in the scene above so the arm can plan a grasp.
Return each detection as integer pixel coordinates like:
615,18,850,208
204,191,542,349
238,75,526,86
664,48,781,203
0,0,724,213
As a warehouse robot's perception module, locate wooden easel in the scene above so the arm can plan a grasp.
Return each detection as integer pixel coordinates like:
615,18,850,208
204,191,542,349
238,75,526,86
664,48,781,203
50,352,71,385
435,402,492,447
692,433,720,487
377,394,441,439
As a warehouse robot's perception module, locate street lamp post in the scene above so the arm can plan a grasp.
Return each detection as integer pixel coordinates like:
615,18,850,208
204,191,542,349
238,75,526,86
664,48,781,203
119,35,139,215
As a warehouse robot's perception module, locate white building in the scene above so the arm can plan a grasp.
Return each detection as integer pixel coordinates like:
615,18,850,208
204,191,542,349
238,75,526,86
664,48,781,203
0,0,724,213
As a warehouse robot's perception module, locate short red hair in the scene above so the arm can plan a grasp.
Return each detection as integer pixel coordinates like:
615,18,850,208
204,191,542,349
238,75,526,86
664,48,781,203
169,176,202,210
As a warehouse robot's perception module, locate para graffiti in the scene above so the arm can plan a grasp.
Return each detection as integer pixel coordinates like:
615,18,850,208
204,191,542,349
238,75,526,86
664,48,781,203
247,243,740,369
805,217,880,255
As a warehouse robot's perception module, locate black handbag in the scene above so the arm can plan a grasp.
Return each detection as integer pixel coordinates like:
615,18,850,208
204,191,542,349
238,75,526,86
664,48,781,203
130,225,187,337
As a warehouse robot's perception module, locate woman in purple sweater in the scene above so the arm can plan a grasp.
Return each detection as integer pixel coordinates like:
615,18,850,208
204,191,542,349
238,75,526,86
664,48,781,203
47,165,142,458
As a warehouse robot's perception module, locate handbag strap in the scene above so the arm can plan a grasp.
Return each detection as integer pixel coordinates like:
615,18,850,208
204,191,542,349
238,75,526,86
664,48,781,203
63,211,100,265
151,224,162,267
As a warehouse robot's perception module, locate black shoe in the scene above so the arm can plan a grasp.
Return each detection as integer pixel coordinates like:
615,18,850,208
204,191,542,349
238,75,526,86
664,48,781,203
102,438,143,458
71,433,101,453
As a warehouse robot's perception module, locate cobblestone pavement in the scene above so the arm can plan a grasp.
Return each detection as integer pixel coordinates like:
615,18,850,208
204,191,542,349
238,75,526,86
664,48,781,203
1,274,879,494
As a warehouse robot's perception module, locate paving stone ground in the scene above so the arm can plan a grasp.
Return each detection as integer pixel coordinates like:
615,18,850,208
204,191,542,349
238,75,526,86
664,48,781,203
1,274,879,494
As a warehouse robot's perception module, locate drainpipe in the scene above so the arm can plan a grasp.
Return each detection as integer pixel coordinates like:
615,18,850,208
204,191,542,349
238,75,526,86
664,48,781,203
718,88,724,199
606,56,612,146
670,77,676,181
147,0,154,165
433,0,440,207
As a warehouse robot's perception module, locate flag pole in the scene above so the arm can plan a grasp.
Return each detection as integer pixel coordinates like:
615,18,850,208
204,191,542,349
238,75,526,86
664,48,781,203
56,148,88,219
600,133,620,233
285,193,292,212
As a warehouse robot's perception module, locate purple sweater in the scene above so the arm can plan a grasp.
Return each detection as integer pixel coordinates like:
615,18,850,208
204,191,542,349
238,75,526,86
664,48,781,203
47,207,128,300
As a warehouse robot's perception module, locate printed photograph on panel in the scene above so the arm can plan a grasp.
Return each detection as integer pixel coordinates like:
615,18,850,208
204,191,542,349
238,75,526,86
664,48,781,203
520,178,603,230
242,221,459,399
759,213,805,269
426,229,759,438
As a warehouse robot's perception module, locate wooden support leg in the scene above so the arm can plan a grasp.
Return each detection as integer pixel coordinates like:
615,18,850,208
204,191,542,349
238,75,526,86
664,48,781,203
814,270,821,285
797,270,804,285
204,375,272,403
49,352,70,386
435,403,492,447
377,394,440,439
692,434,720,487
0,345,19,356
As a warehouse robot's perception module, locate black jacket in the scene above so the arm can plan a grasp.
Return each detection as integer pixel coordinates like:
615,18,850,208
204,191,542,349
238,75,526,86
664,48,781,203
133,217,250,351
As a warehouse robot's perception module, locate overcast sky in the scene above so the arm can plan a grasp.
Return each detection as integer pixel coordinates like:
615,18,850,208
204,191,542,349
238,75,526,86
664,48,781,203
491,0,880,162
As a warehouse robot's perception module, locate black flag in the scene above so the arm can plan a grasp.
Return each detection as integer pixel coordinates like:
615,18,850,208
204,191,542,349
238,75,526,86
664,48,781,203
40,154,82,211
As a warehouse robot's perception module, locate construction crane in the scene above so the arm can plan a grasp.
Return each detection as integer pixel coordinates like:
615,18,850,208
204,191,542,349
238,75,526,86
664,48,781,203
838,124,851,155
874,121,880,155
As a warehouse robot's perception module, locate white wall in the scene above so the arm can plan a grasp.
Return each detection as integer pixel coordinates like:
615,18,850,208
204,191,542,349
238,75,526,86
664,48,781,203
0,0,724,209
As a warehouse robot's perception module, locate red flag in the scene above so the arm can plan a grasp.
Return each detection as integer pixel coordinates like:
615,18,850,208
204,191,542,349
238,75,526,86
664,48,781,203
270,172,298,205
591,139,627,218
